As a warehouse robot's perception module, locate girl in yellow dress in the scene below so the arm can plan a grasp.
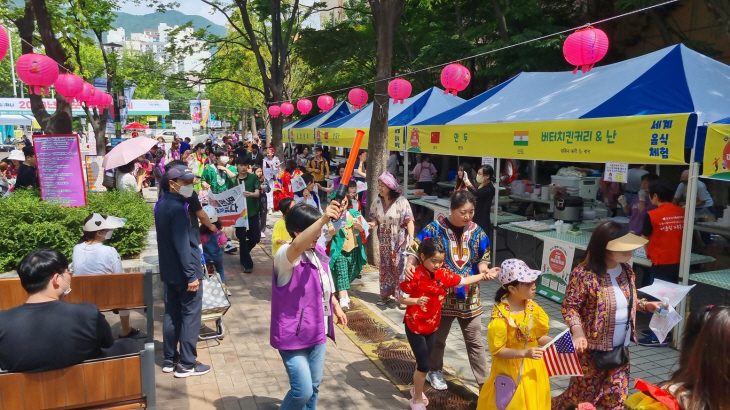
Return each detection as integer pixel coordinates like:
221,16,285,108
477,259,552,410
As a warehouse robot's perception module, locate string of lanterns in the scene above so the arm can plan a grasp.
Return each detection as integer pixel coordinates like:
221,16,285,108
0,22,609,118
0,27,113,111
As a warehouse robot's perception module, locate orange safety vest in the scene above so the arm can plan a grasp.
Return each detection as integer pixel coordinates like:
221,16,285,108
646,203,684,265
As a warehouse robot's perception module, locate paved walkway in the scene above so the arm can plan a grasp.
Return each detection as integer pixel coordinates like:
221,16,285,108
121,220,409,410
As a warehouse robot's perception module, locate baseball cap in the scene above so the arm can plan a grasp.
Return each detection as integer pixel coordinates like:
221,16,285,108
498,259,541,285
167,165,195,180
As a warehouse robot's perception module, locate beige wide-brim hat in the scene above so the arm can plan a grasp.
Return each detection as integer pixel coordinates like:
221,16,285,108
606,233,648,252
7,150,25,162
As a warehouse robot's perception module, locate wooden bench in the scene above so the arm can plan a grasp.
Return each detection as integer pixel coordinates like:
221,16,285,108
0,271,156,343
0,272,157,409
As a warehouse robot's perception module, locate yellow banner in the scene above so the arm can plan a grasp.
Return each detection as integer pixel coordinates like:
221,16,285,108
407,113,692,164
288,127,315,145
702,124,730,180
313,127,406,150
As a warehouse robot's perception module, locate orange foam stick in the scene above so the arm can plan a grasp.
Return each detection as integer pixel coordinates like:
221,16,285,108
340,129,365,185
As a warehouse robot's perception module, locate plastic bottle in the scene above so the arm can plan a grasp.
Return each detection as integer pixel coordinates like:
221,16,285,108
655,297,670,317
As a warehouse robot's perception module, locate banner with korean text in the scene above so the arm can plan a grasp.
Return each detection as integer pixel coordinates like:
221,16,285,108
207,185,248,228
405,113,693,164
702,123,730,180
33,134,87,207
311,127,406,151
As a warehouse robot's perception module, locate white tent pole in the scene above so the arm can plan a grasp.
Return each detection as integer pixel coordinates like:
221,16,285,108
401,126,408,194
8,28,18,98
492,158,501,261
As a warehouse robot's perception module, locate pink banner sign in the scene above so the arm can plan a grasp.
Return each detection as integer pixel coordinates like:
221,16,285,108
33,134,88,207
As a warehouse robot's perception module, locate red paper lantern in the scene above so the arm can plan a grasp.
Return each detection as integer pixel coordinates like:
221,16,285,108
441,63,471,96
317,95,334,112
297,99,312,115
281,102,294,117
388,79,412,104
563,27,609,74
0,26,9,62
348,88,368,110
268,105,281,118
16,53,59,96
78,82,97,103
54,73,84,102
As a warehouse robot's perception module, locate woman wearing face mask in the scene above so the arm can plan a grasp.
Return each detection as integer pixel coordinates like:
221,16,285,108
404,191,499,393
470,165,496,240
201,149,237,194
72,213,140,338
552,222,662,410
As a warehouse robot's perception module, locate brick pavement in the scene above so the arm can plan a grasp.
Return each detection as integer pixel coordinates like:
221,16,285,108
131,218,410,410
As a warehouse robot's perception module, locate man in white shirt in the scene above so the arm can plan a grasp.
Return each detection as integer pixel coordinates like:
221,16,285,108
625,165,648,205
387,151,399,177
673,170,714,220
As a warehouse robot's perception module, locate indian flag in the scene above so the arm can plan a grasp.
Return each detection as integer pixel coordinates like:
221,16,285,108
514,131,529,146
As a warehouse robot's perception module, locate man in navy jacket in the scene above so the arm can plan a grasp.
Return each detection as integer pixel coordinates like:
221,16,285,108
155,164,210,378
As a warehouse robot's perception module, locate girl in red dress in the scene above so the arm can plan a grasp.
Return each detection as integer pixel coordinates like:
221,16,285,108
400,238,498,410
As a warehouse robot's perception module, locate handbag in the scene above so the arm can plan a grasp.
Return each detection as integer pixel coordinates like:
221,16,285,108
593,265,633,369
494,316,532,410
201,271,231,316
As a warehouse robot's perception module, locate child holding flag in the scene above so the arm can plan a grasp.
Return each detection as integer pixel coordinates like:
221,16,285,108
478,259,552,410
400,238,496,410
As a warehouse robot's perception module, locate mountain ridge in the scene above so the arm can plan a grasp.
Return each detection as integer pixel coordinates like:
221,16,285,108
112,10,227,39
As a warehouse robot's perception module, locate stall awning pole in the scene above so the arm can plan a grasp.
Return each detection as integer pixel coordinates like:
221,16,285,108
402,147,408,194
492,159,501,261
674,159,700,349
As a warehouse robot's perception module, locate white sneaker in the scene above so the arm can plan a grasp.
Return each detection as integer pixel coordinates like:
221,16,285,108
223,242,237,253
426,370,448,391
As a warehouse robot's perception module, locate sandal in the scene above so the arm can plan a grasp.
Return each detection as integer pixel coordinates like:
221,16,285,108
120,327,140,339
409,389,429,406
409,398,427,410
376,298,389,306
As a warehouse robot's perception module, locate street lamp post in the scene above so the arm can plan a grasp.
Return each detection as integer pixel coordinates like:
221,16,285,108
103,42,124,140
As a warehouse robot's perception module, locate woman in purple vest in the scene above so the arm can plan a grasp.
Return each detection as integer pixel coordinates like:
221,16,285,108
271,201,349,410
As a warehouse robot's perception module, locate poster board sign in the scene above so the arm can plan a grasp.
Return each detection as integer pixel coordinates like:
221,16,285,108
603,162,628,183
207,185,248,227
702,123,730,180
408,113,692,164
481,156,495,168
85,155,106,192
537,239,576,303
33,134,87,207
111,138,126,147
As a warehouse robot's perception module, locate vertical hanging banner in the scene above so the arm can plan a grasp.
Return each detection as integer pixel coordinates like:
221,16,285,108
200,100,211,128
33,135,87,207
537,239,576,303
189,100,202,127
85,155,106,192
702,123,730,180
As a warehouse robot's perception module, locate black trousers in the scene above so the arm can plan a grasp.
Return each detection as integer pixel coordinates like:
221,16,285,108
162,281,203,368
416,181,434,195
236,215,260,270
405,324,437,373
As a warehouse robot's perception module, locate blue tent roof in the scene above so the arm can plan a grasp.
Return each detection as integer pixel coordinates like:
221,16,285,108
292,101,353,129
416,45,730,126
323,87,465,129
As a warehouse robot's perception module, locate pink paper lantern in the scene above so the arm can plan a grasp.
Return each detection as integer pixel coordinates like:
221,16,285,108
388,79,412,104
54,73,84,102
0,26,9,62
297,99,312,115
441,63,471,96
563,27,609,74
16,53,59,96
317,95,334,112
89,90,106,109
78,82,97,103
281,102,294,117
268,105,281,118
348,88,368,110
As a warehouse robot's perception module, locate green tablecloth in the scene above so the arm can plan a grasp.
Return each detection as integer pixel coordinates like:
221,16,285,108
689,269,730,291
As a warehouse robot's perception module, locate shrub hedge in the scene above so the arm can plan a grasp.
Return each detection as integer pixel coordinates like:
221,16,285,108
0,189,154,272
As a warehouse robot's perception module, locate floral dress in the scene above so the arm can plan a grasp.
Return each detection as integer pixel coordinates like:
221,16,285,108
369,195,413,301
477,299,551,410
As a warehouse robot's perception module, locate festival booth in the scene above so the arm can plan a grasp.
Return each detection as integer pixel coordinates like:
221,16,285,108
316,87,465,151
407,45,730,341
287,101,352,145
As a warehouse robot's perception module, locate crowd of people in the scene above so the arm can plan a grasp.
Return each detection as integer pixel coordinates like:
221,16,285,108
0,135,728,410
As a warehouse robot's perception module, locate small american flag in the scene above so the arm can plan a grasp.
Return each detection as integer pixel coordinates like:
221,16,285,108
544,329,584,377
